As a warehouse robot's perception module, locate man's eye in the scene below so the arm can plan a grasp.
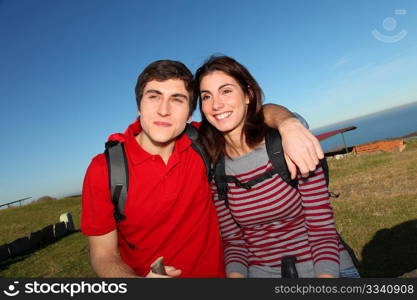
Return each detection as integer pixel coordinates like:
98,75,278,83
173,98,184,103
201,95,210,101
148,95,158,99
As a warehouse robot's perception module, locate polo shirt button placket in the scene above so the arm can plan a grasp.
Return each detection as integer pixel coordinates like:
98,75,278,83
163,171,170,198
163,172,169,184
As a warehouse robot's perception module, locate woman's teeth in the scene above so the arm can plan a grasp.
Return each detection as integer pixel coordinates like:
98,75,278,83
215,112,232,120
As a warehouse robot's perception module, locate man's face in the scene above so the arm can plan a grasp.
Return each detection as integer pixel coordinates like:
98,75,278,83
138,79,191,149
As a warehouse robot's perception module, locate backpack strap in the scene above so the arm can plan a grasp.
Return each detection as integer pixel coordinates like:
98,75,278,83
212,127,360,268
265,128,332,188
225,169,276,190
104,124,211,222
264,128,358,265
104,141,128,222
319,157,330,187
213,128,296,208
265,128,298,189
185,123,213,181
214,155,231,207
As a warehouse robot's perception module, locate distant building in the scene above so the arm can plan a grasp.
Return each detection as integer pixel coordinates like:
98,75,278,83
353,139,405,154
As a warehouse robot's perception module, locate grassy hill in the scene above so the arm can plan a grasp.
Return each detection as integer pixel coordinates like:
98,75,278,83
0,197,94,277
1,140,416,278
328,139,417,277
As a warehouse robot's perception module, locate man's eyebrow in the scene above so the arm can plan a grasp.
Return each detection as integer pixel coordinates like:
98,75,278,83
171,93,188,100
144,89,162,95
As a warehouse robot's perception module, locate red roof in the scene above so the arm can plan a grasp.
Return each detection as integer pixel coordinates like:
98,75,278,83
315,126,357,141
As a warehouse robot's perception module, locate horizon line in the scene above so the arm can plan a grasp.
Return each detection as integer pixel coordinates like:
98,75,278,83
311,100,417,131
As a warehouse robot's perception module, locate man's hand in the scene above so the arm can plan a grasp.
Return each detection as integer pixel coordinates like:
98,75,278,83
279,118,324,179
146,266,182,278
262,104,324,178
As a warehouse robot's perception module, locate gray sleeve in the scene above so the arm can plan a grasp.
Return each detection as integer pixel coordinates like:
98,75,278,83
226,262,248,278
314,260,340,278
339,248,355,270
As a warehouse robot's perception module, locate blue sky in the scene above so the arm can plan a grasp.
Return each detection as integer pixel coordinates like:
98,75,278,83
1,0,416,204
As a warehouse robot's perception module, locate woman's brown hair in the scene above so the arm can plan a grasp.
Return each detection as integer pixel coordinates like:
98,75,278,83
194,56,267,163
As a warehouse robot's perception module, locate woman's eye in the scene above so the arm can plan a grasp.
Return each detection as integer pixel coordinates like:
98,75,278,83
222,89,232,95
201,95,210,101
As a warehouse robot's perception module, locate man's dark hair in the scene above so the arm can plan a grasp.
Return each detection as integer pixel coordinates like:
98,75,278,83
135,60,196,115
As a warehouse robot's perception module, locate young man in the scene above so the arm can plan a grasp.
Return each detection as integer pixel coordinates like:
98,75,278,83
81,60,323,278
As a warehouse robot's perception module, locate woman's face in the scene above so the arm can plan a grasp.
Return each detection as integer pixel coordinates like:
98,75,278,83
200,71,249,136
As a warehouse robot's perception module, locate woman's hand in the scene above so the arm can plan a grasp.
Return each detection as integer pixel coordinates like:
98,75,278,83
227,272,245,278
317,274,335,278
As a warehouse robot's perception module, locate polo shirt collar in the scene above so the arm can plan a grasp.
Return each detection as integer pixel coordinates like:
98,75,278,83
124,118,192,166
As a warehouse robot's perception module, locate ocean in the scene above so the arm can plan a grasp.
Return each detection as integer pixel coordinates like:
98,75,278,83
311,101,417,152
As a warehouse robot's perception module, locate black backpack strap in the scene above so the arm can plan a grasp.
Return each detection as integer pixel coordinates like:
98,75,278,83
224,169,277,190
214,128,295,207
215,128,325,202
214,155,230,208
265,128,298,189
212,126,359,269
318,157,329,186
104,141,128,222
184,123,213,180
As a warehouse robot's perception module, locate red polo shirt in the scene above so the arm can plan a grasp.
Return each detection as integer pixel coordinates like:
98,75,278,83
81,120,225,277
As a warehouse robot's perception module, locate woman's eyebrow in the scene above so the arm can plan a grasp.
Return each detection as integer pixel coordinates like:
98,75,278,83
218,83,234,90
200,83,235,94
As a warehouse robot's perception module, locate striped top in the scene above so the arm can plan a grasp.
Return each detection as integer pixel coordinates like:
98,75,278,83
212,144,349,277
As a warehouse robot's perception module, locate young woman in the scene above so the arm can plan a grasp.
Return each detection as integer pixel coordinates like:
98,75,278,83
195,56,359,278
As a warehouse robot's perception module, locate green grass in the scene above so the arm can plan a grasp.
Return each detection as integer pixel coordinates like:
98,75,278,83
329,152,393,180
0,197,95,277
404,138,417,151
328,140,417,277
0,232,94,278
1,142,416,278
0,197,81,244
332,195,417,276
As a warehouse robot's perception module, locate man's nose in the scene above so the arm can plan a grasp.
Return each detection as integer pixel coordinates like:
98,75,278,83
157,99,170,116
